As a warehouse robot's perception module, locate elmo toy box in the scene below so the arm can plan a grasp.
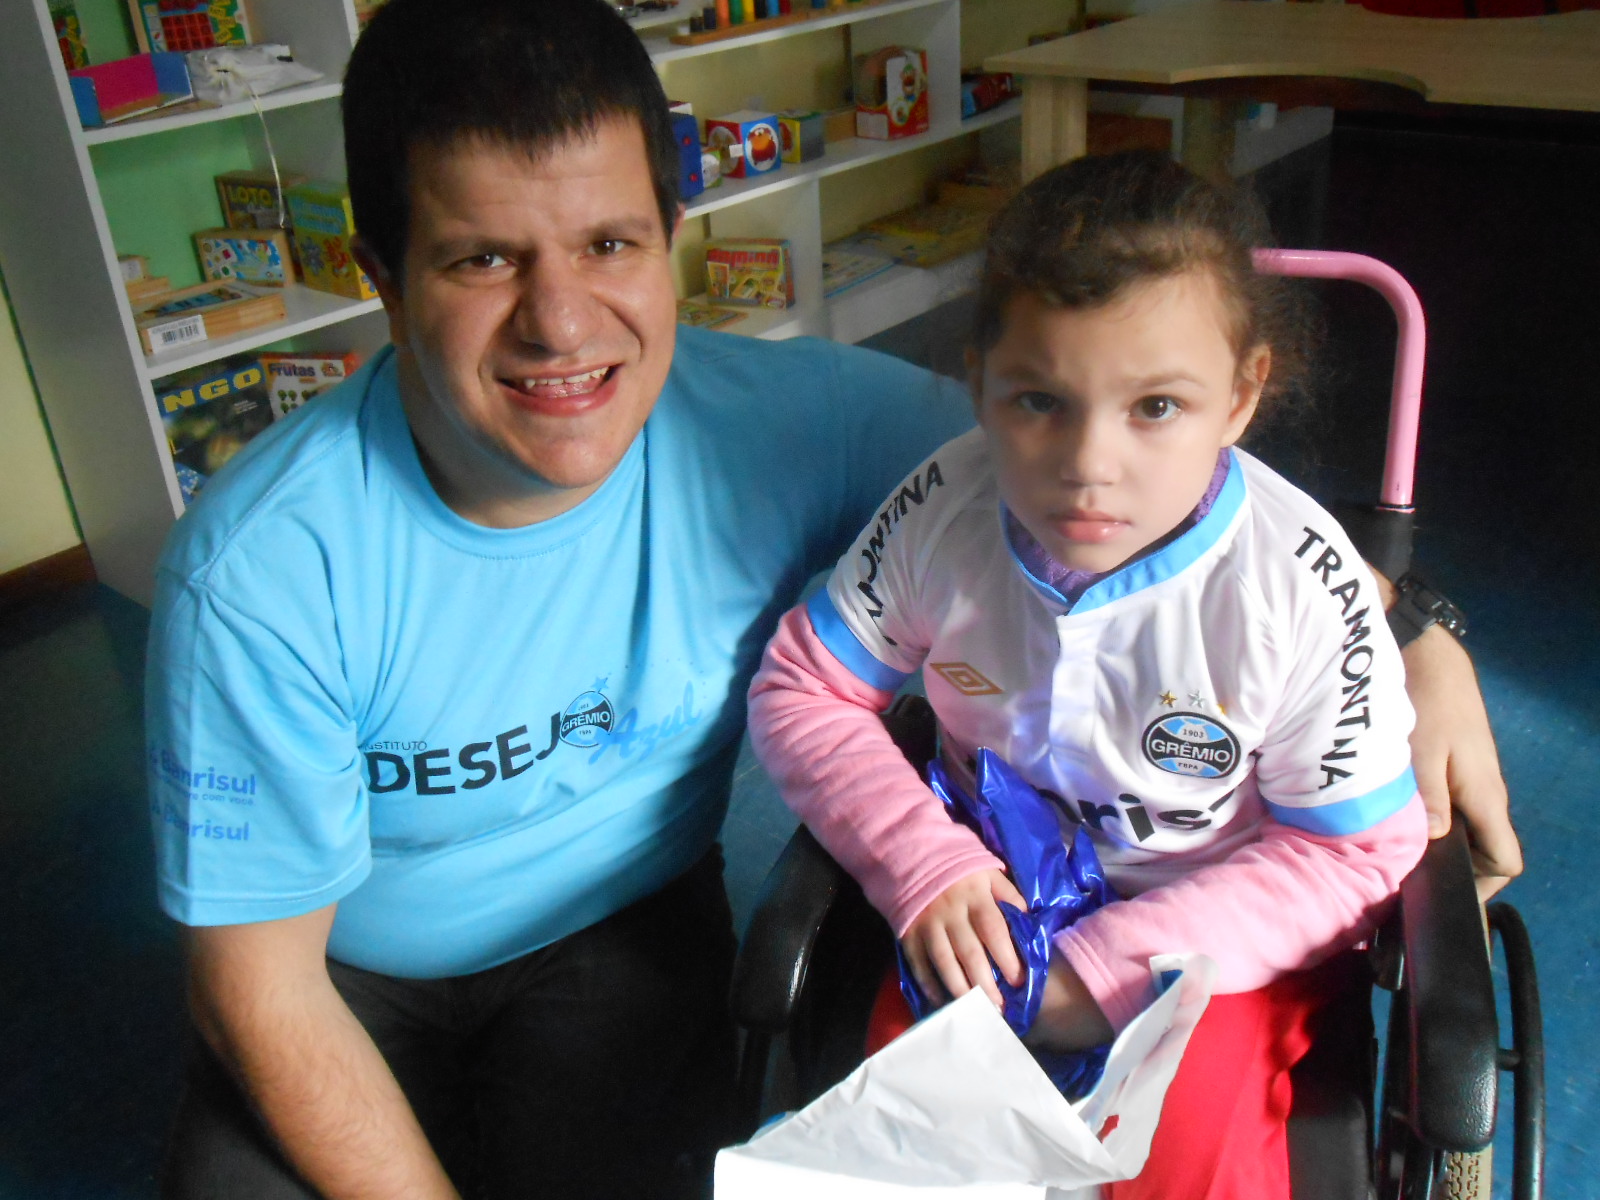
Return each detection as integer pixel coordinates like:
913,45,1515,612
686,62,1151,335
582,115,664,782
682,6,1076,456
705,112,783,180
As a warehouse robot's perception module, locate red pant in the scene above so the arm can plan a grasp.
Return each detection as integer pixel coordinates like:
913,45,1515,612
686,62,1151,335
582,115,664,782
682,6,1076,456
866,958,1358,1200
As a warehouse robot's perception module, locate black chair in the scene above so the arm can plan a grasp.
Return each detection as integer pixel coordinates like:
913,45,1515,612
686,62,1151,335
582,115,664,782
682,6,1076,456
729,695,1544,1200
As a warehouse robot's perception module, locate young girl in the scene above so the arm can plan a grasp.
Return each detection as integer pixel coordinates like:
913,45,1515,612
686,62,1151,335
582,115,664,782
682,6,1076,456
746,152,1429,1198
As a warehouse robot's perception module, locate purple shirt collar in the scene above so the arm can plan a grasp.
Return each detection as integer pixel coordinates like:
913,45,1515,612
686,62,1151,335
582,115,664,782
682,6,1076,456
1005,449,1233,606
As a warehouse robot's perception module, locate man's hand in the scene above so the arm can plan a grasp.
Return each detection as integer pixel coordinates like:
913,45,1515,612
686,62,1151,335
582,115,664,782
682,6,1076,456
1026,956,1114,1052
1401,624,1524,900
187,906,461,1200
901,870,1027,1011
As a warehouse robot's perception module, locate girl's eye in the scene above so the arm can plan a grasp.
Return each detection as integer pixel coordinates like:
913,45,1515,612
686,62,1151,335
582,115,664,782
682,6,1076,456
1134,395,1181,423
1016,391,1059,415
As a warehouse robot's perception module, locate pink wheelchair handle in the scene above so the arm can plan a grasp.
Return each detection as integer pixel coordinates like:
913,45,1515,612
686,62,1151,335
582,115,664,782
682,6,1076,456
1252,249,1425,512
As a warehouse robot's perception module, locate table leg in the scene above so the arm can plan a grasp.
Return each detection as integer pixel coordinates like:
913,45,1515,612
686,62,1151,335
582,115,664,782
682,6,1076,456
1180,96,1247,185
1021,76,1088,183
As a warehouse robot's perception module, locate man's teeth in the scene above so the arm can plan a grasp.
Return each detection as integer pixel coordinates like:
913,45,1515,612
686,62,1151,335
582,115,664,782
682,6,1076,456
520,369,608,388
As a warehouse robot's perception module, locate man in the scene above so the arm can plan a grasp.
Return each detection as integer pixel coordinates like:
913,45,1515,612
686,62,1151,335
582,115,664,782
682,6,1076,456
145,1,1519,1197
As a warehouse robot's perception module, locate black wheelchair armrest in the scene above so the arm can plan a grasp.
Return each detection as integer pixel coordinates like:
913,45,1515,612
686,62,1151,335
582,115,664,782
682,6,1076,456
729,824,853,1033
1392,820,1500,1152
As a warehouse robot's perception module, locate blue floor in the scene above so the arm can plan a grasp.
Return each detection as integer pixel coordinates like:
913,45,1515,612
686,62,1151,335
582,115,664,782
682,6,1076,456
3,122,1597,1197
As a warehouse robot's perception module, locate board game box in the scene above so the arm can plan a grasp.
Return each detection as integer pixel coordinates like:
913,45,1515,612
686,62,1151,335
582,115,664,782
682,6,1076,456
704,238,794,309
257,351,362,419
285,181,379,301
154,354,274,504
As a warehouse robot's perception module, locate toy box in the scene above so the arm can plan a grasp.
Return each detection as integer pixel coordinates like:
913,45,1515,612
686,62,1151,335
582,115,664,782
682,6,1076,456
215,170,306,232
704,238,794,309
68,52,191,128
285,182,379,301
194,227,295,287
704,111,782,180
670,111,705,199
49,1,89,72
127,0,252,53
258,351,362,419
134,282,286,356
777,110,826,163
154,355,274,504
854,46,929,141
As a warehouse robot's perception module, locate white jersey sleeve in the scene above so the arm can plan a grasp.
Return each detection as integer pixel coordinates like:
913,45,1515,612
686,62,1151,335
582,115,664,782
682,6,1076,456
1245,466,1418,835
807,428,989,692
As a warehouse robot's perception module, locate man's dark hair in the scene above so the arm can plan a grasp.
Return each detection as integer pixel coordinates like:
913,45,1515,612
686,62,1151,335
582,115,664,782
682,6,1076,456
343,0,680,280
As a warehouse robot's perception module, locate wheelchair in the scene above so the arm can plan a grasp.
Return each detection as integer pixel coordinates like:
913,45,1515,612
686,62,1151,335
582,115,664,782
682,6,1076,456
725,251,1545,1199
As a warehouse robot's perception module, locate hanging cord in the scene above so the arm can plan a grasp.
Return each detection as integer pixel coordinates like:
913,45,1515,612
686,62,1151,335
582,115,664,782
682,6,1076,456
246,83,289,232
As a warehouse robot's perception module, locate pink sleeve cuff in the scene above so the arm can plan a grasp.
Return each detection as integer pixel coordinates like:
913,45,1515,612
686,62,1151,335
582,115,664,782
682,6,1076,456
1055,794,1428,1032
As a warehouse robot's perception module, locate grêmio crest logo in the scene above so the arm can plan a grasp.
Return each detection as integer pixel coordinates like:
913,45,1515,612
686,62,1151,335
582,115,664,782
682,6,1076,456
365,683,616,796
1142,712,1241,779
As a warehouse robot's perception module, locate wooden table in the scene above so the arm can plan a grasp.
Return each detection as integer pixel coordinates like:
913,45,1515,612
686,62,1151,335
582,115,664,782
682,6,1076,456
984,2,1600,181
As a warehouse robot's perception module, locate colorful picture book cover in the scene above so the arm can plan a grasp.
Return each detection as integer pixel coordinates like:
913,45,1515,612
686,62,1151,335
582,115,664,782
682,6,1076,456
286,182,378,301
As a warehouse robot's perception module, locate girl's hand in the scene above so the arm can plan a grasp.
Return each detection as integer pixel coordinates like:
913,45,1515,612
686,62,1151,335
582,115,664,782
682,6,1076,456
1026,956,1115,1052
901,870,1027,1011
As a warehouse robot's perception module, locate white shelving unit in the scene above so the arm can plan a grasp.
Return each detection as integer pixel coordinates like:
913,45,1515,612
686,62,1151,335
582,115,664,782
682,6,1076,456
0,0,1015,603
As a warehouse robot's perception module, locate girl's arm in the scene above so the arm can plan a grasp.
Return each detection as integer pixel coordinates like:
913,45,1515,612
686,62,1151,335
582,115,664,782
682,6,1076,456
749,605,1017,1000
1048,797,1428,1033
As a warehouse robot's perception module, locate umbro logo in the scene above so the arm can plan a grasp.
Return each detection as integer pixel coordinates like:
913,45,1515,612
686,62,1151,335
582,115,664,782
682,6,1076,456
930,662,1003,697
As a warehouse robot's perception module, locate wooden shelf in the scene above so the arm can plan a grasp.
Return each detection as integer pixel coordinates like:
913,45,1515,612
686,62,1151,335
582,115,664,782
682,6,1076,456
141,286,383,379
685,98,1020,219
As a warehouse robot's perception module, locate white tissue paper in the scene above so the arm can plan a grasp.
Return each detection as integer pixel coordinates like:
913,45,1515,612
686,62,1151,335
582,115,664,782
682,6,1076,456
716,953,1216,1200
186,45,323,106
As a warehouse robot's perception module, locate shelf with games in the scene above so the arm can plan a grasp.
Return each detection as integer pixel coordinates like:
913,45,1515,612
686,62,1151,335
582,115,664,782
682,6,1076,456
0,0,1026,603
683,99,1019,219
141,286,384,379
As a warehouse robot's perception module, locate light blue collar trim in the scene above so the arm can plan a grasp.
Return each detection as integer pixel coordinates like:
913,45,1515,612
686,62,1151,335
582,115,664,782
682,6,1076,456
1065,449,1249,615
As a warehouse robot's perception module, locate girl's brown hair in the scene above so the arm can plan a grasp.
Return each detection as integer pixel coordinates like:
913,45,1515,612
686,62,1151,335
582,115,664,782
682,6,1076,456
972,151,1317,426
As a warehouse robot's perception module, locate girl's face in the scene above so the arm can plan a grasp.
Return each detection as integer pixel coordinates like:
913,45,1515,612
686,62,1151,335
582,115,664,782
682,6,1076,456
973,270,1270,575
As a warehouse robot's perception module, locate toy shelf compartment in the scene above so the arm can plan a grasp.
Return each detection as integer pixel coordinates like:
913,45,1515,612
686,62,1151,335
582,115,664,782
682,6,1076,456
685,99,1019,219
140,288,384,379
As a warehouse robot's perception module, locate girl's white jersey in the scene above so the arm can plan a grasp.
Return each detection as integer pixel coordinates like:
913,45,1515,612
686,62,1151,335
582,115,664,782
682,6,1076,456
808,428,1418,896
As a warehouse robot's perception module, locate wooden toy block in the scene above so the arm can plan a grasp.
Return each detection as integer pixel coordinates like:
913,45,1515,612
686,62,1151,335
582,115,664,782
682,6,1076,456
134,282,286,356
194,227,295,287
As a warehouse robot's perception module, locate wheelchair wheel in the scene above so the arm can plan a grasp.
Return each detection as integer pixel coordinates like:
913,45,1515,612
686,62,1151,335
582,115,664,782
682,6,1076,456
1439,1148,1491,1200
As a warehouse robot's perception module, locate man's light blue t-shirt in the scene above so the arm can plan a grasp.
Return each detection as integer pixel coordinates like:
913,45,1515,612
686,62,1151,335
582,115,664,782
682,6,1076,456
146,327,971,978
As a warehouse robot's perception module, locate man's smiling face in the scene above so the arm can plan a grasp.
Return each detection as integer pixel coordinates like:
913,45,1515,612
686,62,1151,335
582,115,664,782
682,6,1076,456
371,117,680,528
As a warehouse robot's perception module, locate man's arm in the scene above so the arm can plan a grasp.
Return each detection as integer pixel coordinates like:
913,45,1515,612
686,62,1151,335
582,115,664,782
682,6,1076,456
187,905,460,1200
1370,570,1523,899
1399,626,1522,899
